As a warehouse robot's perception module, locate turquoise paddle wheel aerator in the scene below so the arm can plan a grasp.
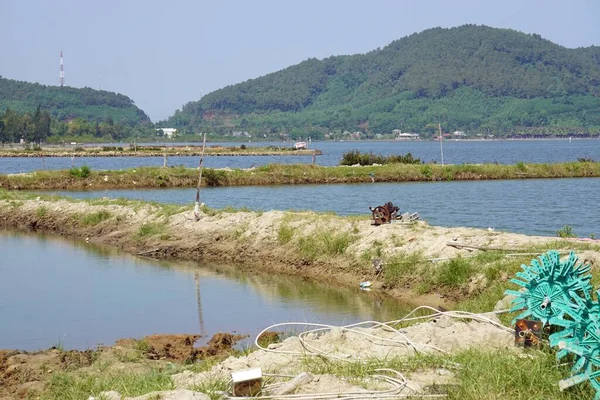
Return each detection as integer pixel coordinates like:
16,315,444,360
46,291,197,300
505,250,600,398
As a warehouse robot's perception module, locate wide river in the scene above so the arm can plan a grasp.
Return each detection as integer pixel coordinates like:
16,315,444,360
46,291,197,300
2,139,599,173
50,177,600,238
0,229,408,351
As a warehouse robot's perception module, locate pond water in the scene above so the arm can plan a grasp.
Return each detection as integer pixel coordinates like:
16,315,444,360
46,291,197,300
2,139,599,173
50,177,600,238
0,229,407,351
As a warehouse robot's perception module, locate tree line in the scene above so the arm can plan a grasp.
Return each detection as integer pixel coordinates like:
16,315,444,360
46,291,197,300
163,25,600,138
0,76,150,127
0,107,156,145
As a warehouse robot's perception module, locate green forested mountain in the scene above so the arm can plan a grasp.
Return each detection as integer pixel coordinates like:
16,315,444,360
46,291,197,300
0,76,150,126
166,25,600,138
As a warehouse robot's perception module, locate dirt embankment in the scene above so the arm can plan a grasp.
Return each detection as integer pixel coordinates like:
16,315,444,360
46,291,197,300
0,197,571,305
0,333,243,399
3,162,600,191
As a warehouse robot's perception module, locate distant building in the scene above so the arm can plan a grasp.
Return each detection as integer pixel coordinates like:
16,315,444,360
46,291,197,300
156,128,177,138
453,131,466,137
232,131,250,137
393,129,419,139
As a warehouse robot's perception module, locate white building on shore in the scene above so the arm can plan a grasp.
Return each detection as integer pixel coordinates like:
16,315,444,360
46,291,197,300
393,129,419,140
156,128,177,138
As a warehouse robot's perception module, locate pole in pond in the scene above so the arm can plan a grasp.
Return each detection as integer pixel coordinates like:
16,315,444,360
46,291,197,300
163,148,168,168
439,123,444,167
194,133,207,221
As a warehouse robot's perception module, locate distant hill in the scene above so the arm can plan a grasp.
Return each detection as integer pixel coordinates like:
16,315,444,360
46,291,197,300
165,25,600,138
0,76,150,126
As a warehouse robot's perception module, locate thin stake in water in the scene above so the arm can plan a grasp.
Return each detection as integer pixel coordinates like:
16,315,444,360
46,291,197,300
194,133,207,221
439,123,444,167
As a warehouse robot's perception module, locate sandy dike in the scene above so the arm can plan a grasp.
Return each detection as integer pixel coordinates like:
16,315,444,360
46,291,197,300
1,197,593,304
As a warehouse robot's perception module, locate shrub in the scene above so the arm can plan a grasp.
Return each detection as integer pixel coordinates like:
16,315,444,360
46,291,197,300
339,150,421,166
202,169,227,186
69,165,91,178
421,164,433,178
101,146,123,151
557,225,576,238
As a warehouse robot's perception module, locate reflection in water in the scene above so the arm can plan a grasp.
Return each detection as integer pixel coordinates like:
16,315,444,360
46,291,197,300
195,272,205,336
0,229,409,351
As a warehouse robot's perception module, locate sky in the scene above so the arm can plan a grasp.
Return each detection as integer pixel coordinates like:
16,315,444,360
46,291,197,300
1,0,599,122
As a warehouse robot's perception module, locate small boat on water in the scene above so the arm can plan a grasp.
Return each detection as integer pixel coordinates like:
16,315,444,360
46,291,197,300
294,141,307,150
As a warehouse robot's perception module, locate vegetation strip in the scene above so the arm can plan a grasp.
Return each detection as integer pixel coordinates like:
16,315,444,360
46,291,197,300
1,160,600,190
0,145,318,158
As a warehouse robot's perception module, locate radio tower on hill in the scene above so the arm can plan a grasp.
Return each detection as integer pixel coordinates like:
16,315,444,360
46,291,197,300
59,51,65,87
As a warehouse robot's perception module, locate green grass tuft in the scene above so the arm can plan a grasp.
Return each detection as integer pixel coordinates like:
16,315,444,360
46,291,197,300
277,224,295,244
383,252,426,283
81,210,112,226
36,206,48,218
136,222,166,238
297,230,356,260
435,257,475,288
40,370,174,400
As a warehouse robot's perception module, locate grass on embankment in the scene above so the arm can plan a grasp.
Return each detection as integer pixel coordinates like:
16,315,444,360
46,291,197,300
0,144,315,158
2,160,600,190
300,349,594,400
36,348,595,400
38,352,227,400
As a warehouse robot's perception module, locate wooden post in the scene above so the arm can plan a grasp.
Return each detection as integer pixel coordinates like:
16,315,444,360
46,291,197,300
194,133,207,221
439,123,444,167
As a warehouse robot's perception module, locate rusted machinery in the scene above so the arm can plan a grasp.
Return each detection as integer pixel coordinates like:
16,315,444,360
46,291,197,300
369,202,420,225
369,202,399,225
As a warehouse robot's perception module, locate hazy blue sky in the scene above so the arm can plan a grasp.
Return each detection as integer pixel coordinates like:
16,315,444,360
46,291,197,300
1,0,599,121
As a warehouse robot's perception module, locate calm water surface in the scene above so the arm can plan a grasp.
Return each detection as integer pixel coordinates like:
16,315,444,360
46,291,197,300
50,177,600,238
0,230,406,351
2,139,599,173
